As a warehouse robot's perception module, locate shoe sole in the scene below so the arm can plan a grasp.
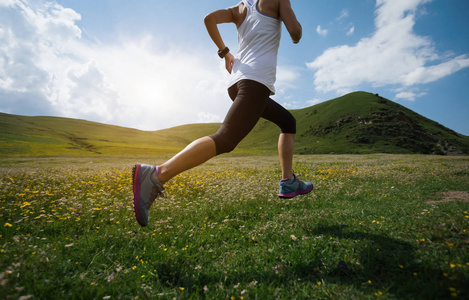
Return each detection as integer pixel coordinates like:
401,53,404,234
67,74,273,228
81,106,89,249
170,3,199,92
132,163,146,227
278,185,313,199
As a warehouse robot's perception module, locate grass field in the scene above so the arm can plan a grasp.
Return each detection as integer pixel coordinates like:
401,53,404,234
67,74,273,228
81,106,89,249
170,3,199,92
1,154,468,299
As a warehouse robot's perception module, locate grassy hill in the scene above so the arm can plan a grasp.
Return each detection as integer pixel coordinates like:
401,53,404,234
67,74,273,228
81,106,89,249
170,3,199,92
0,114,195,157
238,92,469,155
1,91,468,157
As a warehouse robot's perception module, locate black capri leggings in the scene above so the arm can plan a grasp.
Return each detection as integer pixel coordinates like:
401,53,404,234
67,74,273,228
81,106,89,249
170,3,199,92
210,79,296,155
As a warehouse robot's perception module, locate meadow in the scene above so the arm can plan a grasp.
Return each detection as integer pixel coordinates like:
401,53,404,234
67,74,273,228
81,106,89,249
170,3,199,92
1,154,468,299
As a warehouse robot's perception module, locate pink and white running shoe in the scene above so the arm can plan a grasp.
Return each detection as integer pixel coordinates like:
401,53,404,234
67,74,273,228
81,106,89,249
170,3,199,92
132,163,164,227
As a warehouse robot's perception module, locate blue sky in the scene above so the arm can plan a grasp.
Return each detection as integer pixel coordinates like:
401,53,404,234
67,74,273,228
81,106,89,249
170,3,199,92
1,0,468,135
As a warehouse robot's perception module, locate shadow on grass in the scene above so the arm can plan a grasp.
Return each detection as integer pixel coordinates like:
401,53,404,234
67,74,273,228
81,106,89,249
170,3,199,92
298,224,461,299
134,224,465,299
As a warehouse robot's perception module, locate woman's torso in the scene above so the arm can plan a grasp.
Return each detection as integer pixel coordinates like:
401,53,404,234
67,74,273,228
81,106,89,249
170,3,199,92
228,0,282,95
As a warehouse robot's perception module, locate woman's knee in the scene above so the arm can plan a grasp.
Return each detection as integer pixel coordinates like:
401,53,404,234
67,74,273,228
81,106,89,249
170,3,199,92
210,133,238,155
280,113,296,134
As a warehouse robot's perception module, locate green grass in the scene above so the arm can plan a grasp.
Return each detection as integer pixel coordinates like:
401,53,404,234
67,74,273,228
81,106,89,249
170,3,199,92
1,154,469,299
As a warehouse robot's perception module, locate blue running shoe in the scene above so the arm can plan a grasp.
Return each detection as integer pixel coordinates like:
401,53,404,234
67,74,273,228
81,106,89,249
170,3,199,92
132,163,164,227
278,173,313,199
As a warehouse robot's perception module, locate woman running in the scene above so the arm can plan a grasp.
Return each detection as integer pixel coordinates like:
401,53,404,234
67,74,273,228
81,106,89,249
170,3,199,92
133,0,313,227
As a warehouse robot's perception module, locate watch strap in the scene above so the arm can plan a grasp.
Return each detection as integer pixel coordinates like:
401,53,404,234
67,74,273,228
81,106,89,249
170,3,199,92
218,47,230,59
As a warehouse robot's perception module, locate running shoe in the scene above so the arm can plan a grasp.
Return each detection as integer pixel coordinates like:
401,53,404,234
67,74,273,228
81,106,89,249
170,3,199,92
132,163,164,227
278,173,313,198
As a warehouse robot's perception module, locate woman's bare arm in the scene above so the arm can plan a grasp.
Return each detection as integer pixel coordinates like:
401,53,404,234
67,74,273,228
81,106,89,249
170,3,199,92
279,0,302,43
204,3,245,73
204,9,233,52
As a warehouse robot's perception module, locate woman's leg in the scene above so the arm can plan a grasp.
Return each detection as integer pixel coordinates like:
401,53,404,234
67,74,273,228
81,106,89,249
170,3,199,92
210,80,272,155
157,136,216,185
262,99,313,198
157,80,271,184
133,136,216,227
260,98,296,179
278,133,295,179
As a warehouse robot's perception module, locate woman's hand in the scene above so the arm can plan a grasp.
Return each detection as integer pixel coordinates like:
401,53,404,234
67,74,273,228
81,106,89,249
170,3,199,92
225,52,235,74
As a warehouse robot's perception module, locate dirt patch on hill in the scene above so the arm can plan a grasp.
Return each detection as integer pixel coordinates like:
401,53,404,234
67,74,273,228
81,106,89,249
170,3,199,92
426,191,469,204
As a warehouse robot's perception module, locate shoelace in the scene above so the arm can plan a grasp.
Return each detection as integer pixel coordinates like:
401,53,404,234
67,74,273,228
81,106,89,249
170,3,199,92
147,185,164,209
293,173,307,186
293,173,301,182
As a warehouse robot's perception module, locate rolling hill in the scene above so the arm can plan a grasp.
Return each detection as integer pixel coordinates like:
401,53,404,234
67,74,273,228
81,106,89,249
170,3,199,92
237,91,469,155
1,92,468,157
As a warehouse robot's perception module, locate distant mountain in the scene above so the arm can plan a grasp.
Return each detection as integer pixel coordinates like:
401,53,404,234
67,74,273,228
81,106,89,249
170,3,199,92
1,92,468,157
238,91,469,155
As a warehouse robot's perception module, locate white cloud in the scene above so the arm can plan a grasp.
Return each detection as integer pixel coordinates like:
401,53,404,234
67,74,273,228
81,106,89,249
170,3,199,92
337,9,349,21
307,99,323,106
316,25,328,37
0,0,231,130
394,88,427,101
401,55,469,85
274,65,302,97
281,101,300,109
82,36,230,130
276,65,301,89
307,0,469,100
346,26,355,36
0,0,86,114
197,111,222,123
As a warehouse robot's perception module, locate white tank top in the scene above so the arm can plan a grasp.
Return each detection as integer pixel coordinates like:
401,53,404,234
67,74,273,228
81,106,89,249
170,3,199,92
228,0,282,95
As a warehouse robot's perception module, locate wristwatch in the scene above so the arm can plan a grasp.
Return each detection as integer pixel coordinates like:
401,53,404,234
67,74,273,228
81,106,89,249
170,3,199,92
218,47,230,59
